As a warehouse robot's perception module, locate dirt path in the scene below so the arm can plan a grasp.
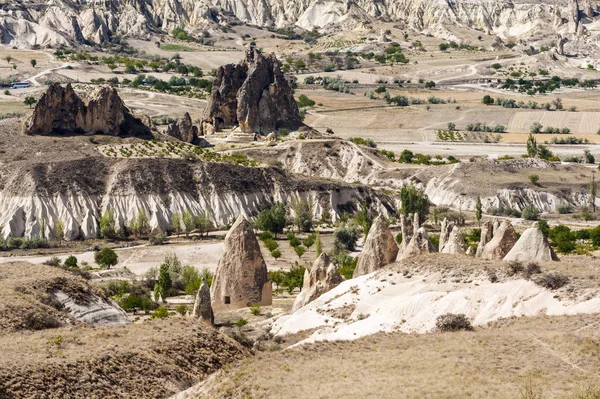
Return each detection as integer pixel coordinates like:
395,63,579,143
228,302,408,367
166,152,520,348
527,332,588,373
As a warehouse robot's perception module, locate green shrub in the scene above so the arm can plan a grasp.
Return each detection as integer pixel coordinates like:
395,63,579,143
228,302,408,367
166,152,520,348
521,205,541,220
258,231,274,241
528,174,539,185
175,304,188,316
271,249,281,259
151,306,169,319
263,238,279,252
235,318,248,329
250,305,261,316
43,256,62,267
333,224,360,252
435,313,473,332
556,203,571,214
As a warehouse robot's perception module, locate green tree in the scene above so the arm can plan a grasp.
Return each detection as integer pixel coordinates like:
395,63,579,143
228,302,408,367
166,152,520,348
182,211,195,237
354,201,373,242
530,122,543,134
171,213,182,235
475,196,482,225
99,209,116,239
293,199,313,232
271,249,282,259
425,81,436,89
194,213,214,237
399,184,431,224
398,149,414,163
482,95,494,105
268,270,284,289
521,204,541,220
315,231,322,257
303,233,316,250
94,248,119,269
5,56,11,63
30,59,37,68
64,255,78,268
294,245,306,259
282,264,305,294
156,263,172,302
53,219,64,246
256,203,287,237
136,209,149,237
591,173,597,213
24,96,37,108
526,134,538,158
333,223,360,252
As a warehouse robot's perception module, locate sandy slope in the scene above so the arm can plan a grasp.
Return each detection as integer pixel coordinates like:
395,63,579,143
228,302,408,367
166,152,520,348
272,261,600,345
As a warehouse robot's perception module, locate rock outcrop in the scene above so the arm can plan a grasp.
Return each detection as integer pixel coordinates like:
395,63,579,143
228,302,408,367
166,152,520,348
166,112,199,143
203,47,303,135
480,220,519,260
399,214,414,251
292,253,343,312
192,278,214,325
439,218,451,251
353,215,399,278
398,227,434,260
25,83,147,136
504,222,560,262
476,221,494,257
4,0,599,52
440,226,466,255
210,215,272,309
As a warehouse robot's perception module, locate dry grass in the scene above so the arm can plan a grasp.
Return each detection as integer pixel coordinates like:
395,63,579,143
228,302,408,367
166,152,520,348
0,317,249,399
190,314,600,399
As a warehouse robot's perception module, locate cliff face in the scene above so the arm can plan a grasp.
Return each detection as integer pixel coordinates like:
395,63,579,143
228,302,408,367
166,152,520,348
1,0,595,48
25,84,148,136
0,157,395,240
203,47,302,135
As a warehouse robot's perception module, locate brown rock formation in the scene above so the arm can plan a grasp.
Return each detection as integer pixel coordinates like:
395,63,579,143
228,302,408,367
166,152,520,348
503,222,560,262
166,112,198,143
292,253,343,311
210,215,272,309
475,220,493,258
192,278,214,325
203,47,303,135
480,220,519,260
25,83,148,136
353,215,399,278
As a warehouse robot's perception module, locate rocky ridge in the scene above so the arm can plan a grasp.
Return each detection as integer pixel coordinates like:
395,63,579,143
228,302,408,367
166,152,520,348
203,46,302,135
0,157,395,240
2,0,597,51
25,83,148,136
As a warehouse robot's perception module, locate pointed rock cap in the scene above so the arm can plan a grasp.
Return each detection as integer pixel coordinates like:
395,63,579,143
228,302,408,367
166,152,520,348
210,215,272,309
292,253,342,311
353,215,399,278
440,226,466,254
480,220,518,260
192,277,214,325
398,227,434,260
503,222,560,262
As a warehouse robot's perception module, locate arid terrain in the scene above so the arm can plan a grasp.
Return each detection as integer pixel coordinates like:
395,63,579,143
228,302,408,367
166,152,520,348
1,0,600,398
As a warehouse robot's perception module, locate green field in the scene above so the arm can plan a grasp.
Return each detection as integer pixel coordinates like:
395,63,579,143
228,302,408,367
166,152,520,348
159,43,198,52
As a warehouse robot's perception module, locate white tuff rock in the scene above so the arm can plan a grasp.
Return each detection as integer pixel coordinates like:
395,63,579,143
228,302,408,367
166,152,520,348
353,215,399,278
504,222,560,262
292,253,343,312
